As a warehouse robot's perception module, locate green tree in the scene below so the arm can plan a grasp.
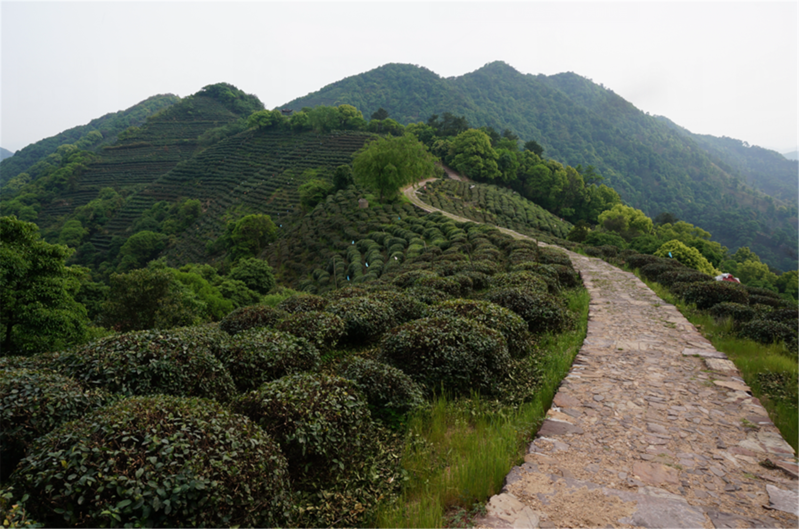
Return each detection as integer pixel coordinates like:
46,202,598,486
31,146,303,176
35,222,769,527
58,219,88,248
1,216,89,354
228,257,276,294
337,104,366,130
523,140,544,156
229,214,277,260
100,266,200,332
352,133,436,201
371,108,389,120
333,164,353,190
307,106,343,133
597,204,654,241
247,109,284,129
117,230,168,271
775,270,798,300
450,129,501,181
736,259,779,290
299,179,334,210
654,240,717,276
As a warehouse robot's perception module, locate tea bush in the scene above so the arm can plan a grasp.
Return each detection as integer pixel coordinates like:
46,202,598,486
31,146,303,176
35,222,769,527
12,395,292,528
0,369,117,480
537,247,572,267
230,373,375,487
325,297,396,343
428,299,532,358
737,320,798,350
639,261,685,282
368,291,428,324
491,271,549,294
708,302,758,325
484,288,573,334
677,281,749,310
219,304,285,335
761,307,799,325
339,357,424,425
748,295,790,309
656,269,714,287
414,275,462,296
276,311,346,351
403,286,452,305
276,294,329,314
379,316,510,396
55,329,235,402
550,264,581,288
217,329,320,392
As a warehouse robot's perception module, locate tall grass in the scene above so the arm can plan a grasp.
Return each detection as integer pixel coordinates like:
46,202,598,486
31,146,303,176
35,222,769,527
639,275,798,453
375,288,589,527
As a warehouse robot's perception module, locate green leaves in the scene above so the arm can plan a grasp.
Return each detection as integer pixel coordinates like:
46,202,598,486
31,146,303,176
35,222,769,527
352,134,436,201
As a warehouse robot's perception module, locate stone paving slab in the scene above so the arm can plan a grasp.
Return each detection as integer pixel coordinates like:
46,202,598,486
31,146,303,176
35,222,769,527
476,252,798,529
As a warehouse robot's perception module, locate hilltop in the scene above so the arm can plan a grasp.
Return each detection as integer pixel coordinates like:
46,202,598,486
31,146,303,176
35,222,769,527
285,62,798,271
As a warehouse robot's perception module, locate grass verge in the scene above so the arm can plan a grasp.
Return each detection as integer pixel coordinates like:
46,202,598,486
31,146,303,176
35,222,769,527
375,288,590,527
640,275,798,454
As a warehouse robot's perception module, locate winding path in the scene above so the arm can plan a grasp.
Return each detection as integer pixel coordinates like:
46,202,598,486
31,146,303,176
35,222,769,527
401,178,799,528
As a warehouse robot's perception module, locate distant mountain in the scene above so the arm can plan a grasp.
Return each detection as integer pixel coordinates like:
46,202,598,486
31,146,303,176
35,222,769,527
0,147,12,161
284,62,798,271
783,150,799,161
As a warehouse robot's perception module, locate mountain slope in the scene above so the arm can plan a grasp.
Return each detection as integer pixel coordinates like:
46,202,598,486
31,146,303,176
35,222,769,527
0,94,181,185
284,62,798,271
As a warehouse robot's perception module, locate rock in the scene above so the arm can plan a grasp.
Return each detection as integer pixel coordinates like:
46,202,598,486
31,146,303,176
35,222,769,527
704,358,737,372
774,460,799,480
537,419,584,437
553,393,582,408
632,461,680,486
682,348,727,359
482,493,541,528
766,484,799,516
712,380,751,393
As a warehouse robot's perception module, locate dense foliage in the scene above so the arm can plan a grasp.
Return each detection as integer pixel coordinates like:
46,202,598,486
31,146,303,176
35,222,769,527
11,395,292,528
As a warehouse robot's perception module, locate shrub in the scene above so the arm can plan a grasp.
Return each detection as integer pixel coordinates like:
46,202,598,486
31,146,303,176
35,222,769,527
368,291,428,324
537,247,572,267
656,269,714,287
583,245,619,259
403,286,451,305
230,373,374,486
12,395,291,528
484,288,573,334
276,294,328,314
708,302,758,325
761,307,799,325
339,358,424,425
510,262,561,290
465,260,502,276
217,329,320,392
0,369,116,481
379,316,510,396
220,304,285,335
743,285,781,299
428,299,532,358
749,295,790,309
414,275,462,296
678,281,749,310
624,253,664,270
459,270,491,290
324,286,368,301
325,297,395,343
491,271,549,293
738,319,798,349
392,269,437,288
551,264,581,288
55,329,235,402
276,311,346,351
639,261,684,282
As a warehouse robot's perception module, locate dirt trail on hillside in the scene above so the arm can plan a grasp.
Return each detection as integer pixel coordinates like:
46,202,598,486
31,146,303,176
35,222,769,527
401,178,799,528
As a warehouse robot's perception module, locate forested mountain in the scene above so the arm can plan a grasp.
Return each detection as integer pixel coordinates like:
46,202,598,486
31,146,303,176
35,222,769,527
0,148,13,161
0,94,181,186
285,62,798,271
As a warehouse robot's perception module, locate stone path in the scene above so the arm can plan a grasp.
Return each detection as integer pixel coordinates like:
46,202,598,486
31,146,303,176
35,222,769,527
400,179,799,528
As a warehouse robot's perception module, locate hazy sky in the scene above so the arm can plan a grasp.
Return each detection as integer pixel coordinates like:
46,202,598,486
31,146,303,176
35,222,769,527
1,1,797,154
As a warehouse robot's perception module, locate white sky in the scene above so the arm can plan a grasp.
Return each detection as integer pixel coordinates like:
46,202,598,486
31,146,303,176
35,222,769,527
1,1,797,154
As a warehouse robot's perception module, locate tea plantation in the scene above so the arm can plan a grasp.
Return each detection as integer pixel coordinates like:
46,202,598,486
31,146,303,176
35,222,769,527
1,195,586,526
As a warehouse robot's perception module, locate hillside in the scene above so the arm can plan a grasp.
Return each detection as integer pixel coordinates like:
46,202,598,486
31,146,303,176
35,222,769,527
0,94,181,185
284,62,798,271
0,148,12,161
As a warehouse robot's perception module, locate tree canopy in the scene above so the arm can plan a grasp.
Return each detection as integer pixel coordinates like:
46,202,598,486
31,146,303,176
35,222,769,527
1,216,89,354
352,134,436,201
